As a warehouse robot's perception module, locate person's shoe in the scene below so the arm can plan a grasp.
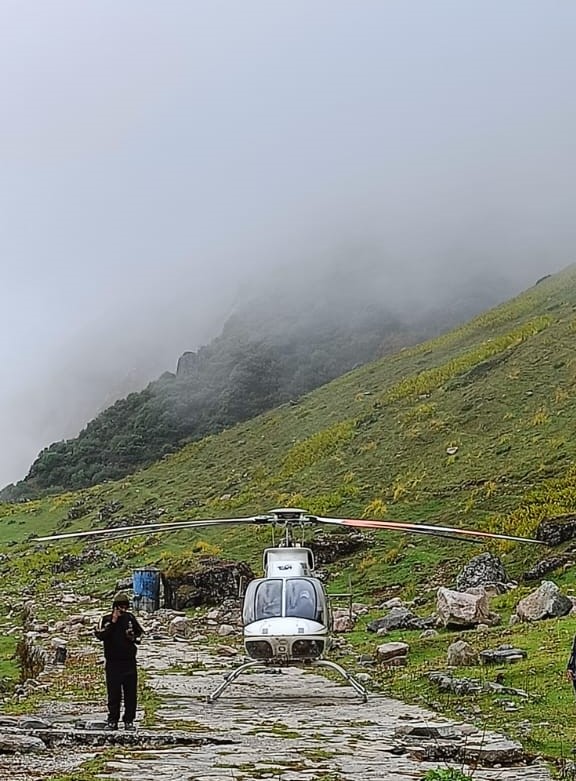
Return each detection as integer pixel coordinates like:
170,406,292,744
124,722,136,731
105,722,118,731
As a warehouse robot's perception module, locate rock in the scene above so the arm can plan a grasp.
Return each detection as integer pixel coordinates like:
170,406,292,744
420,629,439,641
216,645,238,657
16,636,47,682
0,734,46,753
52,550,109,574
0,717,19,728
333,615,356,633
395,722,458,740
406,736,524,766
66,614,90,626
20,718,51,730
479,645,527,665
332,608,358,633
515,580,573,621
367,607,433,633
82,720,110,731
376,641,410,663
437,587,493,628
217,624,235,637
446,640,479,666
168,617,196,638
380,597,404,610
164,557,254,609
429,671,483,694
456,552,509,592
308,531,369,566
536,515,576,546
524,554,575,581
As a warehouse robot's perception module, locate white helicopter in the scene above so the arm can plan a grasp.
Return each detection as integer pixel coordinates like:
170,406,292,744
35,507,544,703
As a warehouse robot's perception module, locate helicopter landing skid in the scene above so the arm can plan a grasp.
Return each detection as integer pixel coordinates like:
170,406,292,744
207,660,264,703
207,659,368,703
310,659,368,702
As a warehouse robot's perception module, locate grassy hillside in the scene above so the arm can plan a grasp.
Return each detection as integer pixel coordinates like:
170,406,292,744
3,265,576,760
3,259,521,501
5,266,575,547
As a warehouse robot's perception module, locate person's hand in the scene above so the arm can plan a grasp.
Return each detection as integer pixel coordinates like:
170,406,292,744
111,607,121,623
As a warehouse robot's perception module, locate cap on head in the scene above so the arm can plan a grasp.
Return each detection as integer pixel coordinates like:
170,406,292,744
112,591,130,607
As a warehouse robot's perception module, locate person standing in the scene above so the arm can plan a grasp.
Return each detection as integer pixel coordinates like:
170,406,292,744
567,634,576,689
95,591,144,730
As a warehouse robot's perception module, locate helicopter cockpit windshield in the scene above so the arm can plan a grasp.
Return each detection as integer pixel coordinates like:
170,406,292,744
254,579,282,620
243,577,326,625
286,579,317,620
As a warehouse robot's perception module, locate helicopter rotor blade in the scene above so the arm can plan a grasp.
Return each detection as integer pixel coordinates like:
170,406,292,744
33,516,259,543
312,515,546,545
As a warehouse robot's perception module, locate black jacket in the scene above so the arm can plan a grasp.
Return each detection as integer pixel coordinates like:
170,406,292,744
95,611,144,668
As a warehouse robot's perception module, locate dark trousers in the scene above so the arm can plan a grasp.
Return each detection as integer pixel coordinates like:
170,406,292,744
105,664,137,723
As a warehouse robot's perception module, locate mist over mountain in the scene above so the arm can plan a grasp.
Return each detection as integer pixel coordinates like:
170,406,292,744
1,255,553,501
2,2,575,488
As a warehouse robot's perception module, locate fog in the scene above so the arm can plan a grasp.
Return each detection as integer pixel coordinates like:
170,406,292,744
1,1,575,486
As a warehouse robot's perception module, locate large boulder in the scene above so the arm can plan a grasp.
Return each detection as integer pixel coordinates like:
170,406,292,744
523,554,575,581
332,608,357,633
436,587,494,628
376,641,409,666
367,607,433,634
308,531,368,565
456,552,509,592
515,580,573,621
164,557,254,609
536,515,576,546
446,640,479,667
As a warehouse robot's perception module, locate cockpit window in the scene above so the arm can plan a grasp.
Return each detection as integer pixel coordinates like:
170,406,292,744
254,579,282,620
286,579,317,620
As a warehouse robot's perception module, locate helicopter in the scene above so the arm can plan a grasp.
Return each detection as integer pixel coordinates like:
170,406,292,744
35,507,545,703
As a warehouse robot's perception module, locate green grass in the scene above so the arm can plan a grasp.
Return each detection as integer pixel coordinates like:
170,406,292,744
0,636,19,685
422,770,472,781
45,751,118,781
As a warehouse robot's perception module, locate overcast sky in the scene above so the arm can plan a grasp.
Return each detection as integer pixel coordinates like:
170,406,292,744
1,1,575,487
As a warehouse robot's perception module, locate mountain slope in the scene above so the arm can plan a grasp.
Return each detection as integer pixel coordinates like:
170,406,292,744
3,264,576,552
2,261,517,500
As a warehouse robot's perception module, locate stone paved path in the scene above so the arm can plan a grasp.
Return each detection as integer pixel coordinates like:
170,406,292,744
0,632,555,780
99,639,552,781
